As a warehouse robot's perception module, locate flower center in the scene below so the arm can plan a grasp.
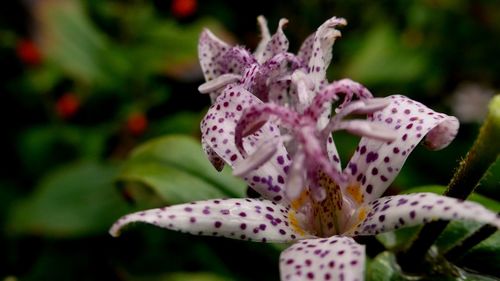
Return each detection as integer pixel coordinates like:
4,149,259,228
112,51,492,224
312,170,344,237
288,170,345,238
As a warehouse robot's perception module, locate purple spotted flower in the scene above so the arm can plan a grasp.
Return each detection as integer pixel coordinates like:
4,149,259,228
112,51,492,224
110,17,500,281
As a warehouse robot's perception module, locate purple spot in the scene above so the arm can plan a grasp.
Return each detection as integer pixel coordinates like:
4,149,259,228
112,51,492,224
277,156,284,164
366,152,379,163
348,163,358,175
409,211,416,219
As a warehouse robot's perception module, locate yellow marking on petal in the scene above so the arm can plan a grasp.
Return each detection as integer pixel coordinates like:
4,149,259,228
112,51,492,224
346,183,364,205
288,210,306,237
344,206,368,235
291,189,310,211
357,207,367,222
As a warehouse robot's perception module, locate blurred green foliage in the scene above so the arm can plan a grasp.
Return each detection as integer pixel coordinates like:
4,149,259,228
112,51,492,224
0,0,498,280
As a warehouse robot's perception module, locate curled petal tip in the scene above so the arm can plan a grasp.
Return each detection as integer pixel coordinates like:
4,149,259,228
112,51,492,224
424,116,460,150
278,18,289,28
109,216,128,237
326,17,347,27
337,17,347,26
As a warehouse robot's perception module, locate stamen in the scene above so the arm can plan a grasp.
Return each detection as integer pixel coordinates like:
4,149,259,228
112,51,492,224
286,152,306,200
353,98,391,114
338,120,398,142
292,71,314,108
198,74,242,93
232,139,280,176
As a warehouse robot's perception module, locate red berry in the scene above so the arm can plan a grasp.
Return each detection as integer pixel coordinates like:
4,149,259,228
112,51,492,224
16,39,42,65
127,113,148,136
171,0,197,18
56,93,80,119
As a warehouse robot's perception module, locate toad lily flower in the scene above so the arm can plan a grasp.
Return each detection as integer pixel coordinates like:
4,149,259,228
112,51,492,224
110,17,500,281
110,89,500,281
197,15,349,172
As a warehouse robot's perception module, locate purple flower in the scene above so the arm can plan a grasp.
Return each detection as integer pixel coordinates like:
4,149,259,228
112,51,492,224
110,16,500,281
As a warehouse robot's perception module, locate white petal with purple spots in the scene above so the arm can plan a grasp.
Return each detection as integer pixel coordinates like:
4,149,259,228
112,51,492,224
280,236,365,281
259,18,290,63
306,17,346,85
254,15,272,63
201,86,291,203
198,29,230,79
110,198,311,242
345,193,500,236
343,95,459,204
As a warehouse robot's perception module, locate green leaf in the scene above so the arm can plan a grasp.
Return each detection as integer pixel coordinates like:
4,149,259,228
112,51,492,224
6,162,132,237
34,0,110,85
367,251,400,281
135,17,232,80
147,111,202,137
118,135,246,206
18,125,109,177
344,24,428,86
367,251,498,281
458,232,500,278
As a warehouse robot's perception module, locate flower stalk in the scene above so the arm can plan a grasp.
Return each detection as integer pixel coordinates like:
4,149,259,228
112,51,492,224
444,219,498,262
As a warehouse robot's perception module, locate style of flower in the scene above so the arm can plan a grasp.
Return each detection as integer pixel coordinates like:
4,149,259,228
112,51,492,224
110,17,500,281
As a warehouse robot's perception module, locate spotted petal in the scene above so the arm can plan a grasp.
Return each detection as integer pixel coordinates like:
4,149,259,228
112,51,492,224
198,29,232,101
297,33,315,66
254,15,272,63
345,193,500,236
306,17,346,85
259,18,290,63
234,102,300,155
198,29,230,82
220,46,256,75
202,138,225,171
201,85,291,203
253,52,302,102
110,198,312,242
343,95,460,204
280,236,365,281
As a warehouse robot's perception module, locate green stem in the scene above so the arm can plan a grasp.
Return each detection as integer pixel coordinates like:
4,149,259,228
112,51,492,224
444,221,498,262
398,95,500,272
